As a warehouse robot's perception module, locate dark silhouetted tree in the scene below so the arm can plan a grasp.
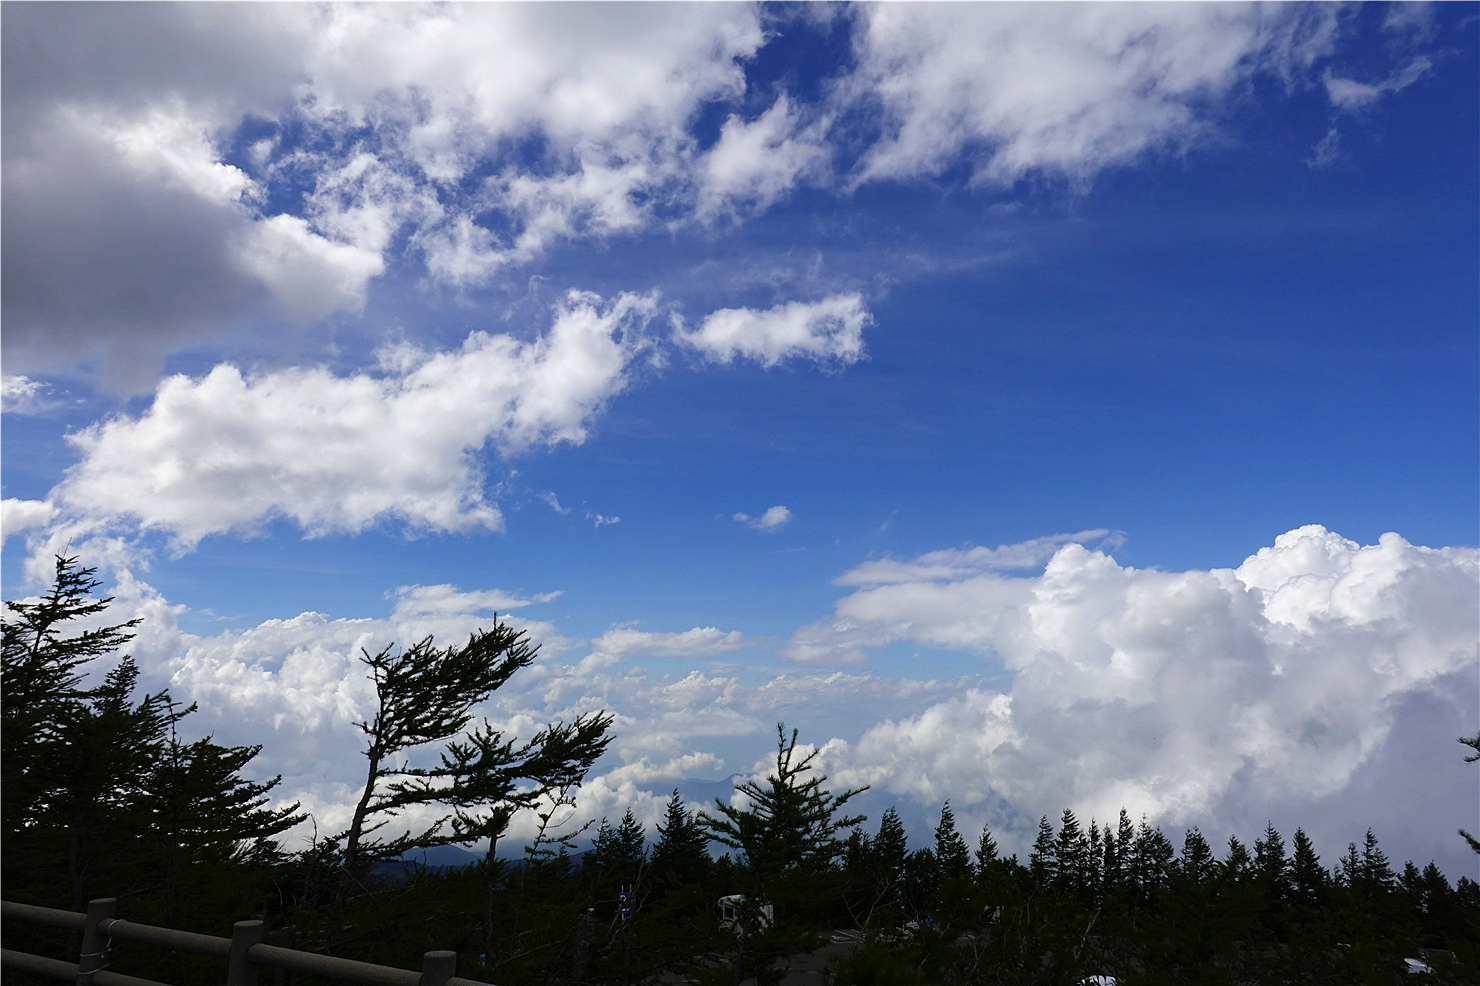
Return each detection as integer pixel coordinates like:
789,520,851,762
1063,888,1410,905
934,802,970,881
651,790,711,887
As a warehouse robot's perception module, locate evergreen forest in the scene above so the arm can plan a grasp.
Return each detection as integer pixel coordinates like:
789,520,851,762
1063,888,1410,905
4,557,1477,986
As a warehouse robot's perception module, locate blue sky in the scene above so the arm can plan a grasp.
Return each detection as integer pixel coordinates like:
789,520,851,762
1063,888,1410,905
3,3,1476,876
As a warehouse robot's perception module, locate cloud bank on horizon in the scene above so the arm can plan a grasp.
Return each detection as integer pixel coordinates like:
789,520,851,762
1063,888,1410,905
3,3,1475,875
44,526,1477,863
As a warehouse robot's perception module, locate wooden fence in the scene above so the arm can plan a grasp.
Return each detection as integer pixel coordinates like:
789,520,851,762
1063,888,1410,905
1,898,495,986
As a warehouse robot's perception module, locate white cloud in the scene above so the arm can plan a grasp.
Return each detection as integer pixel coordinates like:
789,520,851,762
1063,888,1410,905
587,626,748,666
837,529,1117,586
389,584,561,621
2,376,50,415
791,526,1478,837
1324,56,1433,110
604,752,726,787
50,291,657,550
733,506,793,533
843,4,1339,187
684,295,869,368
697,95,829,220
2,499,58,543
3,3,1429,387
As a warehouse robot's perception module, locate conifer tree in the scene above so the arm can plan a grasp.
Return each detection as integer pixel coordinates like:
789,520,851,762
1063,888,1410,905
934,801,971,880
1461,733,1480,853
1029,815,1058,890
2,556,298,919
1053,809,1087,894
976,824,999,880
873,807,909,902
902,847,939,918
1101,827,1120,893
1289,827,1328,910
651,790,710,886
1178,828,1215,888
699,724,865,986
1254,822,1291,901
341,626,546,870
1086,820,1104,900
1224,836,1252,879
1358,828,1395,893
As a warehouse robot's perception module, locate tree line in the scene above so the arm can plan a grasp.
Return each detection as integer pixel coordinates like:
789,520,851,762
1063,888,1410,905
3,557,1476,985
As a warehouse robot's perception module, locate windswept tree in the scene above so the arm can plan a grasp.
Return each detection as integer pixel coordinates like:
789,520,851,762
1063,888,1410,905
340,626,542,869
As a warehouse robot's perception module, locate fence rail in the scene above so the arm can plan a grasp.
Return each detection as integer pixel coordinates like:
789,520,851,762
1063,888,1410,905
1,899,493,986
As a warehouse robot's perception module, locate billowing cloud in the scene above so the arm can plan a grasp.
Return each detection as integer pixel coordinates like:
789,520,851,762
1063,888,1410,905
792,526,1477,836
48,291,658,550
684,296,868,367
2,499,57,543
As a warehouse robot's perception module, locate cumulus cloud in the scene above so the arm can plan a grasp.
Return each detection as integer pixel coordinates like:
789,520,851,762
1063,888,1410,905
684,295,869,367
734,506,793,532
3,3,1430,386
47,291,657,550
792,526,1478,837
2,499,58,543
94,567,966,850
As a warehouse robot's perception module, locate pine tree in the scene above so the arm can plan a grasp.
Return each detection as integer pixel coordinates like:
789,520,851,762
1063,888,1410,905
1133,821,1175,901
1101,828,1120,894
874,807,909,901
140,719,304,927
1461,733,1480,853
1029,815,1057,890
976,824,999,880
934,802,971,880
1289,827,1328,910
1224,836,1252,880
1254,822,1291,901
1086,821,1104,901
902,847,938,918
1358,829,1395,893
1053,809,1087,894
651,790,710,886
699,724,865,986
2,557,297,919
1178,828,1215,888
341,625,548,869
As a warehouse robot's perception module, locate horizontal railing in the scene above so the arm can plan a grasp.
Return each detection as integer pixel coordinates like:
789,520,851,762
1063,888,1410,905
1,898,494,986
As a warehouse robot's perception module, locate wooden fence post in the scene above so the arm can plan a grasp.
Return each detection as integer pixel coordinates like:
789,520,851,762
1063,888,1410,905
420,949,456,986
226,920,265,986
76,898,116,986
